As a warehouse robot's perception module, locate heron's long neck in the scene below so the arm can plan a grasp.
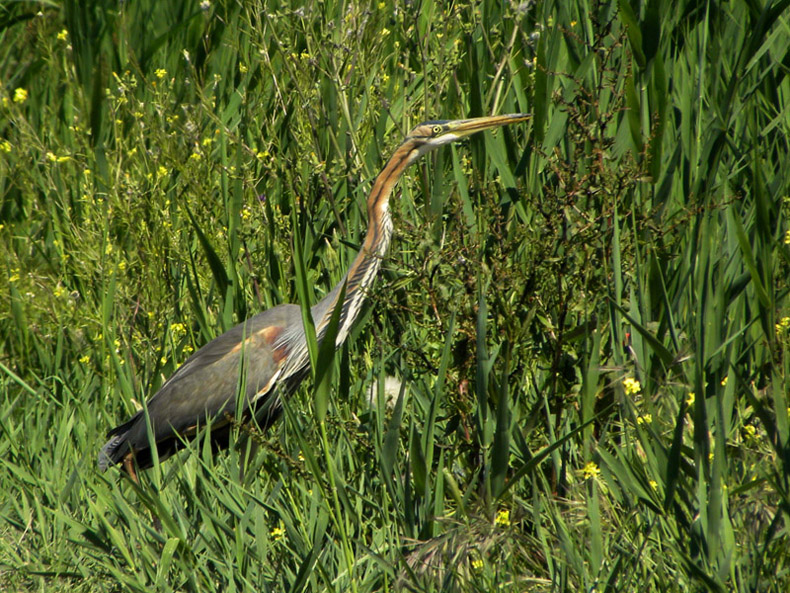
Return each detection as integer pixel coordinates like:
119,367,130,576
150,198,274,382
311,142,416,345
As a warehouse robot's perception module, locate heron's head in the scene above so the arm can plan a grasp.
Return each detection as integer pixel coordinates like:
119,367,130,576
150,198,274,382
403,113,531,162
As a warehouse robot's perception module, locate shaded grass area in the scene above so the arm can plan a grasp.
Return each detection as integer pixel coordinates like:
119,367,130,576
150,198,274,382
1,0,789,591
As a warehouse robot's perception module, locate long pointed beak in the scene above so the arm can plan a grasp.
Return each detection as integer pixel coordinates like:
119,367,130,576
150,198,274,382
442,113,531,138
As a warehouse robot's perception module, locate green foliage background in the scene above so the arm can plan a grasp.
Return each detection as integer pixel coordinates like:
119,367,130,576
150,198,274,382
1,0,789,591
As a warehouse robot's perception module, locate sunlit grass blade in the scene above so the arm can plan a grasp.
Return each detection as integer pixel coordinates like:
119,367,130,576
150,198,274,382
490,342,510,500
182,200,231,319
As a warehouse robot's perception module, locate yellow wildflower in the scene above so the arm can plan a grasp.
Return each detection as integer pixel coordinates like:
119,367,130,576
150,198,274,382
623,377,641,395
582,461,600,479
155,68,167,79
79,355,90,364
270,526,285,540
686,391,695,407
0,140,10,153
57,29,68,41
494,509,510,527
13,88,28,103
636,414,652,425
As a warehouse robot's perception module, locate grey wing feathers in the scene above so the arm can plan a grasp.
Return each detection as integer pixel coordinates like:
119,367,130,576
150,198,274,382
97,434,127,471
98,304,303,470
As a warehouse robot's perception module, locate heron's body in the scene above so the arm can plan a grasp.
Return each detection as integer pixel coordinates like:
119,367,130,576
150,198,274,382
99,305,300,469
99,113,529,475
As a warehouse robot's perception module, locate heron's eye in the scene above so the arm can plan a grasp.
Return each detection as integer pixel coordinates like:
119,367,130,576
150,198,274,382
432,125,443,135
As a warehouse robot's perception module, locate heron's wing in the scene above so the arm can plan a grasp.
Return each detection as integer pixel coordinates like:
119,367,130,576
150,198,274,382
99,304,303,469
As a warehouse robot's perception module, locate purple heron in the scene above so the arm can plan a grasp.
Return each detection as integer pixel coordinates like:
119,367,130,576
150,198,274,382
98,113,530,479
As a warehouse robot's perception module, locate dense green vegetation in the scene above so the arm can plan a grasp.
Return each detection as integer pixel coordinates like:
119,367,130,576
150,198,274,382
2,0,789,590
